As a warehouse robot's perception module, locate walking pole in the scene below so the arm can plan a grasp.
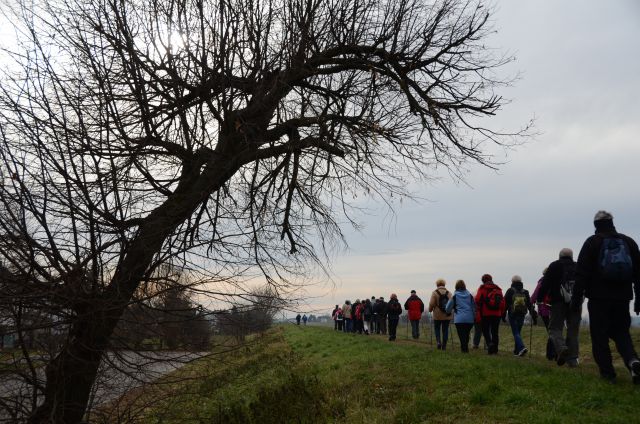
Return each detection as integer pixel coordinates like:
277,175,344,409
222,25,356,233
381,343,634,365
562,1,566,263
429,313,433,346
529,314,534,356
450,321,455,349
406,317,409,340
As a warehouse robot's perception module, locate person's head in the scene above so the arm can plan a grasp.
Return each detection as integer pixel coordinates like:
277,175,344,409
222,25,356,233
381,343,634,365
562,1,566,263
390,293,398,300
355,299,360,304
594,210,613,222
512,275,522,283
559,247,573,259
455,280,466,291
346,300,350,305
435,278,446,287
542,267,548,276
594,210,615,232
379,296,384,300
335,304,338,308
481,274,493,284
410,289,416,295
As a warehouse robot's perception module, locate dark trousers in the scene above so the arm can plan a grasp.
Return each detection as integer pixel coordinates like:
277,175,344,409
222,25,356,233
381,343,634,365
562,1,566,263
410,319,420,339
334,320,339,330
388,317,399,340
455,323,474,352
473,322,483,348
588,299,639,378
541,315,556,359
344,318,352,332
337,320,343,331
481,316,501,354
378,315,387,334
549,302,581,361
434,320,450,348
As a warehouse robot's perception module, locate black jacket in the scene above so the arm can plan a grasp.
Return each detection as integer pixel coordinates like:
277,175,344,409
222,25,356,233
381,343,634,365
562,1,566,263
504,281,534,316
573,220,640,302
386,298,403,318
539,256,576,304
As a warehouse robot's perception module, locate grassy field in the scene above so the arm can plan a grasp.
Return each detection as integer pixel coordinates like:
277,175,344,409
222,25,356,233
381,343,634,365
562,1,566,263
116,323,640,424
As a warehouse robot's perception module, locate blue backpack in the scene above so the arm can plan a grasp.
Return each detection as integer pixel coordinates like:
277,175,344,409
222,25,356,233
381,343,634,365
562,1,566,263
599,237,633,282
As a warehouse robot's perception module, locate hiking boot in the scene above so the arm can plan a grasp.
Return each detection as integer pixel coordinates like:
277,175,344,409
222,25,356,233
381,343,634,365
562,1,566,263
567,358,579,368
601,374,617,384
518,347,528,357
437,343,442,350
557,347,569,366
472,345,479,350
629,359,640,385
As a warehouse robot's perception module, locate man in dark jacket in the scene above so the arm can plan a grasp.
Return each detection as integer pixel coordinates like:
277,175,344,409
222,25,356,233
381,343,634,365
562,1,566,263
572,210,640,383
377,297,388,335
539,247,581,367
404,290,425,339
504,275,536,357
387,294,403,341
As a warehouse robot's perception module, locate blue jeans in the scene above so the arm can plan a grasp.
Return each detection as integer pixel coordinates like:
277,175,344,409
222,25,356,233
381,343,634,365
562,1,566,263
509,314,525,353
344,318,352,333
410,320,420,339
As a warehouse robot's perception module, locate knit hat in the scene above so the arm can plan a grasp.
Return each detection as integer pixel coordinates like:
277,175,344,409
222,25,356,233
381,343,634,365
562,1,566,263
410,290,416,294
481,274,493,283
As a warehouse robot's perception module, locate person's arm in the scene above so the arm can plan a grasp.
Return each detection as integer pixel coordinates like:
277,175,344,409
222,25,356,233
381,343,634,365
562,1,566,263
531,280,541,304
404,299,409,310
419,297,425,313
445,295,454,315
428,292,435,312
628,237,640,315
525,290,537,323
572,237,596,309
504,288,513,312
538,262,556,303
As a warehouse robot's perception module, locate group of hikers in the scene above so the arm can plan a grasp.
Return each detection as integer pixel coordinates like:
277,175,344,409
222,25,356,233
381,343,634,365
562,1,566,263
329,211,640,385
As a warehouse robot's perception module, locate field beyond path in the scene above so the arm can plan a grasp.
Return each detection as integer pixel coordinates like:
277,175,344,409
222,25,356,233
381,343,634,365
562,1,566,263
122,325,640,423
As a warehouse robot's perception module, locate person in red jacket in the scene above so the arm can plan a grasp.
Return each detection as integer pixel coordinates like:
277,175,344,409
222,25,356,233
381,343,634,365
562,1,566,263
474,274,506,354
404,290,425,339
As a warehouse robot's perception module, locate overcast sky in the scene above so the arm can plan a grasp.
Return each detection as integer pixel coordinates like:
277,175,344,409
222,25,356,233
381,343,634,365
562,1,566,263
310,0,640,313
1,1,639,315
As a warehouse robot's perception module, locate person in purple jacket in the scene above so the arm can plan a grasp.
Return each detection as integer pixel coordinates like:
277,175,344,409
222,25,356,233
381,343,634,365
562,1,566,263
531,268,556,360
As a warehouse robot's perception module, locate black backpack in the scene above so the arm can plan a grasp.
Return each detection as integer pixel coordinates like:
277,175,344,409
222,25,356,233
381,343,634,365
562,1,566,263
438,290,451,316
388,300,402,315
599,236,633,283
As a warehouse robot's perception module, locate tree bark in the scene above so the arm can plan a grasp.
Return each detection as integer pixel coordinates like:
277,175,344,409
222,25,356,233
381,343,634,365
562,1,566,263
28,153,241,422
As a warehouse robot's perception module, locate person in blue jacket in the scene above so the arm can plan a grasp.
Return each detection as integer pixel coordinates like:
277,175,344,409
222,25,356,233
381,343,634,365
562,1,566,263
446,279,476,353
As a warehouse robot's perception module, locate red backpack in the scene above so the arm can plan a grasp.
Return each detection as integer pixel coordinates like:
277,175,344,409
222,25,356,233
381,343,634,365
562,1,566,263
485,287,503,311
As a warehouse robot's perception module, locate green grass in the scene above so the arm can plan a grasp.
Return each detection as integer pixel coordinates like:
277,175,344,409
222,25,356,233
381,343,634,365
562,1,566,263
125,324,640,424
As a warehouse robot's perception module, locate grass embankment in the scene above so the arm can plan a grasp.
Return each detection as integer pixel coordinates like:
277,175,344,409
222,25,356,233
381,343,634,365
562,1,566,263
124,324,640,424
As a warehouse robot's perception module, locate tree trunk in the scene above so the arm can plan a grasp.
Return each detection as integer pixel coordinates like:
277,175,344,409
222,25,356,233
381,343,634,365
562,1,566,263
28,153,240,422
28,309,117,423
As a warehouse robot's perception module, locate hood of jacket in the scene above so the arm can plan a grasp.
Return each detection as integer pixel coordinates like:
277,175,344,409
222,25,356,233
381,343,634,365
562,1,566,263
595,219,616,234
510,280,523,291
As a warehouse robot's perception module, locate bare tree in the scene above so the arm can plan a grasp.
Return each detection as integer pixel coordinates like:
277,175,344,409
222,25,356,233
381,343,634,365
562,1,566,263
0,0,528,421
